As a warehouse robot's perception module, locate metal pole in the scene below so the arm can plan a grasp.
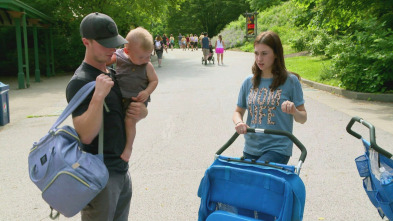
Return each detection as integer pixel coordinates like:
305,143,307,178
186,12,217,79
50,28,55,76
254,12,258,37
22,13,30,87
33,25,41,82
14,17,25,89
45,30,50,77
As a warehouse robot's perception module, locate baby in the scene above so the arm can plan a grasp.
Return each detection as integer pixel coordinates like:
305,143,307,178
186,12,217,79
107,27,158,162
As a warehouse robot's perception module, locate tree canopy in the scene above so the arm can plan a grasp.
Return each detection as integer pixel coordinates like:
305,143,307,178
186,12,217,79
5,0,247,72
166,0,250,37
292,0,393,32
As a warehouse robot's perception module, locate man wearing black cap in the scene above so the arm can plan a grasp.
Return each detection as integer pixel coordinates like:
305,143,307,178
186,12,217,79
66,12,147,220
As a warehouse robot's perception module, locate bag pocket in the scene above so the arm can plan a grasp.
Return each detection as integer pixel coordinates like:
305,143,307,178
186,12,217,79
73,153,109,190
376,192,393,220
355,154,370,177
42,171,100,217
380,181,393,203
363,176,379,208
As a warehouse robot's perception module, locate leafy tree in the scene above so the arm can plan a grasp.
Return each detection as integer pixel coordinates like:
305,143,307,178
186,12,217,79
292,0,393,32
166,0,250,38
22,0,180,71
246,0,286,11
329,19,393,93
289,0,393,92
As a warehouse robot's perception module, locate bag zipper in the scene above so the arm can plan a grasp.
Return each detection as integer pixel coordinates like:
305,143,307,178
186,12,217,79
30,129,80,153
43,171,90,193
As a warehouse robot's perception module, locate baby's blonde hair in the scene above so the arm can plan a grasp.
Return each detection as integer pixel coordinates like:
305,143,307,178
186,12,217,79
125,27,153,51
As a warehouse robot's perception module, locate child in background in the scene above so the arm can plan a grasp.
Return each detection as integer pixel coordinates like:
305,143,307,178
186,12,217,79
107,27,158,162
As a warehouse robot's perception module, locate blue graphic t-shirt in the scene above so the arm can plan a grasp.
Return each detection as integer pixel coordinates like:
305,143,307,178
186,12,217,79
237,74,305,156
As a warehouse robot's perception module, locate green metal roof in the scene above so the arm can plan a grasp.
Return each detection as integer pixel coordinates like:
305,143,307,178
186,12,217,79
0,0,54,23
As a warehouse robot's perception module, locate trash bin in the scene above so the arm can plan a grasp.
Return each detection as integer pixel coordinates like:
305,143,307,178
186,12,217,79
0,82,10,126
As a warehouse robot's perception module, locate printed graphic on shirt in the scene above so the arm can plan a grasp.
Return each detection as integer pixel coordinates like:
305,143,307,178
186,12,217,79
247,87,282,125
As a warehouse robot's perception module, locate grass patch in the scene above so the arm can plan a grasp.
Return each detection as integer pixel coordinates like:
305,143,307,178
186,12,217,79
285,55,341,87
235,43,297,55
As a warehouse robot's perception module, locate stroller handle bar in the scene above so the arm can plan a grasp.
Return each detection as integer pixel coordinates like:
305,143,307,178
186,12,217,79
216,128,307,163
346,116,393,159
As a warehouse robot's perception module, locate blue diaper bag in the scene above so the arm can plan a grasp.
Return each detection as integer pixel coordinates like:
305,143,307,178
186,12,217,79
28,81,109,218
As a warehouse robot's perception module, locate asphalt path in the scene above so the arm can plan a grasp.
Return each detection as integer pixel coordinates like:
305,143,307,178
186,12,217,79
0,48,392,220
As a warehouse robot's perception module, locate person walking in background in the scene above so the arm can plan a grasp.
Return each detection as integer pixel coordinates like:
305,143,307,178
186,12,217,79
215,34,225,65
66,12,148,220
106,27,158,162
190,34,194,51
201,32,210,65
154,35,164,67
170,34,175,51
181,35,187,51
199,32,204,49
233,31,307,164
186,34,190,50
162,34,168,53
194,34,199,51
178,33,182,49
165,34,170,51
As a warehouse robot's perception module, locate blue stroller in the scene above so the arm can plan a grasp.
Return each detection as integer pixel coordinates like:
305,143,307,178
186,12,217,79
347,116,393,220
198,128,307,221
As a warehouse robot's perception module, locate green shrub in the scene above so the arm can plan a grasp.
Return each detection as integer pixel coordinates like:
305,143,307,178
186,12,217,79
289,31,310,51
324,38,345,58
289,28,333,55
308,29,332,55
240,41,254,52
330,19,393,92
213,15,247,49
215,1,304,52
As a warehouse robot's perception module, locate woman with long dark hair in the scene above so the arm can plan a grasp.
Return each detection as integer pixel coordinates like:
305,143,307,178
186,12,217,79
232,31,307,164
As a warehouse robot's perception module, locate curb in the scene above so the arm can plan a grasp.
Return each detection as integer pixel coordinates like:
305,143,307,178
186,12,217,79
301,79,393,102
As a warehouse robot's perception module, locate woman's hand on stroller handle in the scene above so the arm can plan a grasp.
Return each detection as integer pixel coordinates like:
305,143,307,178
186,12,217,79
217,127,307,163
235,121,248,134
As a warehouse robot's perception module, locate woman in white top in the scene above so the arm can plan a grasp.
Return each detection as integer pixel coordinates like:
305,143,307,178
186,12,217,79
215,35,225,65
194,34,199,51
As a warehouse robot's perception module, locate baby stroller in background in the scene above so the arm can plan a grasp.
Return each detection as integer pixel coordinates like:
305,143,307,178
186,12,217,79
347,116,393,220
202,45,214,65
198,128,307,221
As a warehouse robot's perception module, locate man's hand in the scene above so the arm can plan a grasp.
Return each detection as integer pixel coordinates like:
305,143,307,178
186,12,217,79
95,74,114,99
126,99,148,121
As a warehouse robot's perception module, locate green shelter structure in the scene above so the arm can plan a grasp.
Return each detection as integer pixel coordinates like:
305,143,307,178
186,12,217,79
0,0,55,89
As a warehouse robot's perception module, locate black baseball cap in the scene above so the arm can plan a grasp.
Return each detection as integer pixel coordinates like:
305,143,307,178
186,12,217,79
80,12,128,48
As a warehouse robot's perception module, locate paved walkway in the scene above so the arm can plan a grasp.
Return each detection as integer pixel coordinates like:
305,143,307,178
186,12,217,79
0,49,392,220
